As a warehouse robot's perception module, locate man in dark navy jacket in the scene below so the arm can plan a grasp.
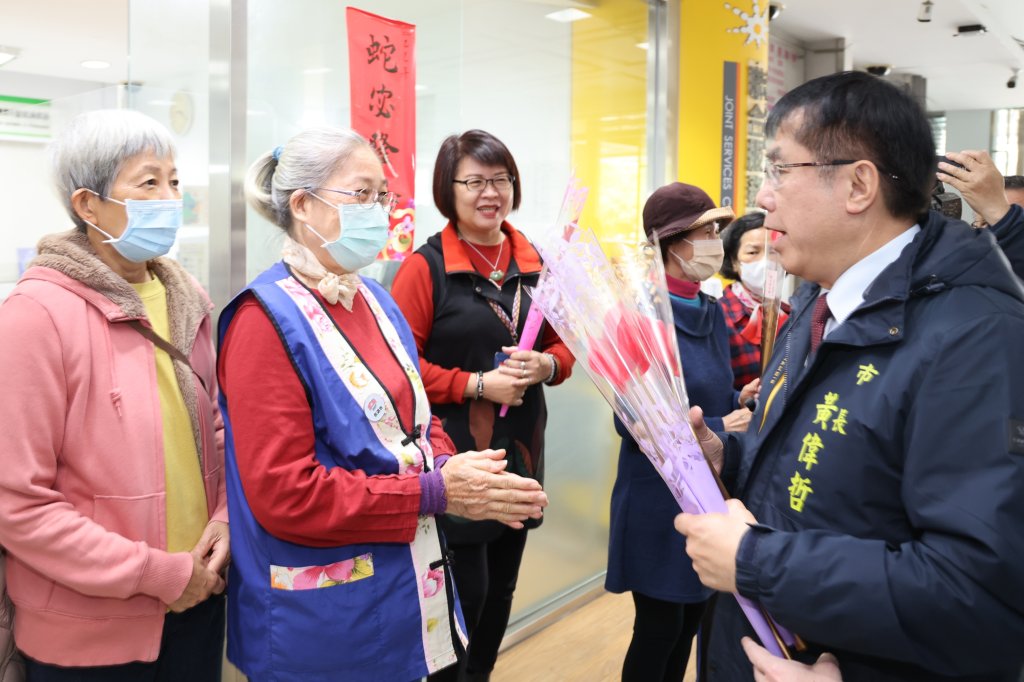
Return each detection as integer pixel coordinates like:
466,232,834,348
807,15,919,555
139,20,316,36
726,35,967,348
676,71,1024,681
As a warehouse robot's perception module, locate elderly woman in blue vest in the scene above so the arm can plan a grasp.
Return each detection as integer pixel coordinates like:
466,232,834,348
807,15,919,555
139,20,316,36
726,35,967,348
217,128,549,682
606,182,759,682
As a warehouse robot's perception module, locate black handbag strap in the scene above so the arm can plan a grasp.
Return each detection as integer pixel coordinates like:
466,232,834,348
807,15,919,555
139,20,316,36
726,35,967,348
126,321,207,392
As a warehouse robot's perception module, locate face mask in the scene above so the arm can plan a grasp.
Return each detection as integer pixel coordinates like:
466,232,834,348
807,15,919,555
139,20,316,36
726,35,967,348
671,237,724,282
306,194,390,272
83,191,183,263
739,257,768,297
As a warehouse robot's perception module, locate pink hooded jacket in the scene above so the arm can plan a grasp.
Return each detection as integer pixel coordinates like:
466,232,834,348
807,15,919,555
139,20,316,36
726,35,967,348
0,231,227,666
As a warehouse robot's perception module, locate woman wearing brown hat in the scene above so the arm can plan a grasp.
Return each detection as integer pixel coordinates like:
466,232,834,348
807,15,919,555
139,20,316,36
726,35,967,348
606,182,759,681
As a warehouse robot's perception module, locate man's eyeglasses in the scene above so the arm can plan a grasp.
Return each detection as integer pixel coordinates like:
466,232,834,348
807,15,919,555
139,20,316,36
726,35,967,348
452,175,515,193
763,160,856,187
311,187,397,212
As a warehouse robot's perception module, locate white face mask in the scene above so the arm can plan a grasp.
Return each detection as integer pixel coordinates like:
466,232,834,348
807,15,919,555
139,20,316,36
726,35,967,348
671,237,724,282
739,257,768,297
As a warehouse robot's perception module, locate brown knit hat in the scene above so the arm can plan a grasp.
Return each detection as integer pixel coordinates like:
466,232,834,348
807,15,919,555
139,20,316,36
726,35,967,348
642,182,735,241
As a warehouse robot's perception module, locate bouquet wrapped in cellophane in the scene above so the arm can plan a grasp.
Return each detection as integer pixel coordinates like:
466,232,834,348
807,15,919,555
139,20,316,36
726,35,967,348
529,228,794,658
500,174,589,418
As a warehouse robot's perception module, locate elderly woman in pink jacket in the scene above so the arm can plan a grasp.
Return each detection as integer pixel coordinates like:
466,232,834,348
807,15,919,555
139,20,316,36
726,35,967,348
0,109,228,681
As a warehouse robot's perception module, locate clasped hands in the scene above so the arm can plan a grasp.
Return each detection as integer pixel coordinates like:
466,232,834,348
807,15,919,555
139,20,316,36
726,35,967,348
168,519,230,612
478,346,554,407
441,448,548,528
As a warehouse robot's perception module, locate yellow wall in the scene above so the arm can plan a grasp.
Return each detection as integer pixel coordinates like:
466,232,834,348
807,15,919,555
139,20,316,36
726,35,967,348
571,0,648,241
678,0,769,212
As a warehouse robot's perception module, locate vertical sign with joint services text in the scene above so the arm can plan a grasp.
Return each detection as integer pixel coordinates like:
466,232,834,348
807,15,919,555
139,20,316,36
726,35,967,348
347,7,416,260
679,1,769,212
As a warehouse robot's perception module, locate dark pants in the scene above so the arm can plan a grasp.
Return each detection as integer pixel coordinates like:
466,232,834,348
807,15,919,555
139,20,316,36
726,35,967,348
430,526,529,682
26,594,225,682
622,592,706,682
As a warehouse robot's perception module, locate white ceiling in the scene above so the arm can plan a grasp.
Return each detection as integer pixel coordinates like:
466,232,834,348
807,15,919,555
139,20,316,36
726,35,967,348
771,0,1024,112
0,0,129,92
0,0,1022,111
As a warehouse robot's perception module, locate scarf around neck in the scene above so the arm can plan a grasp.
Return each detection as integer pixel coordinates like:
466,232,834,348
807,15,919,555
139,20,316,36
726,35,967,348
281,237,360,310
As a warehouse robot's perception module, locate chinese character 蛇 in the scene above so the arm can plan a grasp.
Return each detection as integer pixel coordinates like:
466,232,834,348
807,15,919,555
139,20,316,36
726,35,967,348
366,34,398,73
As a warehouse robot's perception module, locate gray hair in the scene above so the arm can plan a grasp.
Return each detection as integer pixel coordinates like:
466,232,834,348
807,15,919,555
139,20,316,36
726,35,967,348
245,127,373,232
50,109,177,231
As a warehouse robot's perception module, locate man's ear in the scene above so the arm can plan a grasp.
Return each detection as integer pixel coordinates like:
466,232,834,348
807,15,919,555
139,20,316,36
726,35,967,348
70,188,99,225
847,161,882,215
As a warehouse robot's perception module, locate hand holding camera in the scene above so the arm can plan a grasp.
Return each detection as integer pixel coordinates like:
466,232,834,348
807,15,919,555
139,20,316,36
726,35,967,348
936,150,1011,228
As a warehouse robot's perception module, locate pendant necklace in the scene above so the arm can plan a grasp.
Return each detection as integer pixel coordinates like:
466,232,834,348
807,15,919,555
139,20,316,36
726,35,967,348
462,236,505,282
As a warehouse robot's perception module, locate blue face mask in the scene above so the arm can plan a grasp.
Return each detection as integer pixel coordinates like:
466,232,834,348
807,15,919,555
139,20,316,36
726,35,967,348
305,193,390,272
83,190,183,263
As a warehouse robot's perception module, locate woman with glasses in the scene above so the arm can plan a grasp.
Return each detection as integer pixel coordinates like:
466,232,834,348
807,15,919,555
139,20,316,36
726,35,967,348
718,212,790,390
218,127,548,681
391,129,574,682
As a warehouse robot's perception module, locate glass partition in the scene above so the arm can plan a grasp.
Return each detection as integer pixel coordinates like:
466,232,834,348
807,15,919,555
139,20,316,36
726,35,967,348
244,0,638,625
1,0,648,637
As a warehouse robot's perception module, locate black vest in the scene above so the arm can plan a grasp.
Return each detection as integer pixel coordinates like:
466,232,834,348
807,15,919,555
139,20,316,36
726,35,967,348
419,233,548,543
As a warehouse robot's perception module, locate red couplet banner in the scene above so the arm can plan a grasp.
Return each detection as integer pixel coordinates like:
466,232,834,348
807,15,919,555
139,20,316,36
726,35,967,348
346,7,416,260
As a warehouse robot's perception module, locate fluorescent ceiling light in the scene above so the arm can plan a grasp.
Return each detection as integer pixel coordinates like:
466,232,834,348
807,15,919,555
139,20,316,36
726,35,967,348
81,60,111,69
545,8,591,23
0,46,21,67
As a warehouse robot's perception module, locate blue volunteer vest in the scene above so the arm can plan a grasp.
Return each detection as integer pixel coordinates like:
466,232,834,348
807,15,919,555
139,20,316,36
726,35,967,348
218,262,466,681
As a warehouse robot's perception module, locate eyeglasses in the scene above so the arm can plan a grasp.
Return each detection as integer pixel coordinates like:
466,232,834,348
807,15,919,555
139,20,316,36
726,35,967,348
763,160,855,187
311,187,397,212
452,175,515,193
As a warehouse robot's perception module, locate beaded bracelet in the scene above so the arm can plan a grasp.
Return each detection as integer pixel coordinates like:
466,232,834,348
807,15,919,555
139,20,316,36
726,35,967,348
475,371,485,400
544,353,558,384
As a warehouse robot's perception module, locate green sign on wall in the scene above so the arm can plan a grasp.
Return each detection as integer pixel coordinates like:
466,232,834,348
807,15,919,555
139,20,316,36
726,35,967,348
0,95,51,142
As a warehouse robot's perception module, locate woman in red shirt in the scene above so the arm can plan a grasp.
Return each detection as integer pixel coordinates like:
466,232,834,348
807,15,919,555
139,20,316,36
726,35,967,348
391,130,574,682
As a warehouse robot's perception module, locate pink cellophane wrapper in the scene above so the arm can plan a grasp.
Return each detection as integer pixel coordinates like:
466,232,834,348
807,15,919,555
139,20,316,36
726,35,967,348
528,229,793,657
499,174,589,417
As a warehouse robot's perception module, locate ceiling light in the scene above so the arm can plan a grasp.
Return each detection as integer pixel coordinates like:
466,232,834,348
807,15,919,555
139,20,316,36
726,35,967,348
81,60,111,69
545,8,591,23
953,24,987,37
768,4,785,21
917,0,933,23
636,42,649,50
0,46,21,67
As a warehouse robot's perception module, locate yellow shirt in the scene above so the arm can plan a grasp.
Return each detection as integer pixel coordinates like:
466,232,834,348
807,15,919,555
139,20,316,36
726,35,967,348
132,275,208,554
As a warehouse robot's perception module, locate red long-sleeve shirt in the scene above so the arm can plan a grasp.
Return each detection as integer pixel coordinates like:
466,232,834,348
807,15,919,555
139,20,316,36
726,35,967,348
218,290,455,547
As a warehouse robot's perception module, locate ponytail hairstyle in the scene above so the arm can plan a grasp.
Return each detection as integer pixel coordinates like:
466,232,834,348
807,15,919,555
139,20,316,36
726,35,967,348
244,127,373,233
